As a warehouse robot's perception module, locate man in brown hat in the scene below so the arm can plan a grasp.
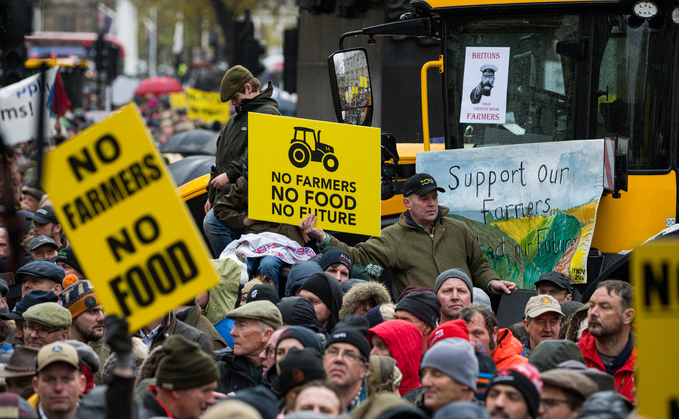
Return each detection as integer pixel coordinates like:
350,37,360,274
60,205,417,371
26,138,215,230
0,345,39,397
538,369,597,419
203,65,281,257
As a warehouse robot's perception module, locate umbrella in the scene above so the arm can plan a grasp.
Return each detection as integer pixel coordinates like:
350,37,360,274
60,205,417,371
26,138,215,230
167,155,216,186
135,76,183,96
160,129,219,156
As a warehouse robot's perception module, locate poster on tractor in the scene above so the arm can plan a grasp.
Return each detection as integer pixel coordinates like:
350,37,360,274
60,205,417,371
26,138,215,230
417,139,604,287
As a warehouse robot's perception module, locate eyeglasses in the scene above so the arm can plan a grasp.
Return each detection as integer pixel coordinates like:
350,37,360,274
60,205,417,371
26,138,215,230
22,325,60,339
540,398,571,409
324,347,362,362
263,345,274,357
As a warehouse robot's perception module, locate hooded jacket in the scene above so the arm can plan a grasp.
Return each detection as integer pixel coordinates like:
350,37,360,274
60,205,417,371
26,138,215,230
214,346,261,394
285,261,323,297
339,281,392,319
175,304,227,351
493,328,528,370
213,176,304,245
299,273,343,333
367,319,423,396
277,297,326,335
208,82,281,204
325,207,498,294
134,312,214,357
577,330,636,403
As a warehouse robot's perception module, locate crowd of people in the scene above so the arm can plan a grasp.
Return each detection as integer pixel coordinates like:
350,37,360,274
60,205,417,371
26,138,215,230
0,64,642,419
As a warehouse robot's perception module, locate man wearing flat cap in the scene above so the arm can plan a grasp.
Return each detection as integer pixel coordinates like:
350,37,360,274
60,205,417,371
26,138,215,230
537,369,597,419
215,300,282,394
203,65,281,257
300,172,514,296
470,64,498,104
16,259,65,298
22,302,71,349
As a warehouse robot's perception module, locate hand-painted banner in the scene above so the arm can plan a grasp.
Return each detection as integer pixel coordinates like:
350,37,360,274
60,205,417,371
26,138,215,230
417,139,604,287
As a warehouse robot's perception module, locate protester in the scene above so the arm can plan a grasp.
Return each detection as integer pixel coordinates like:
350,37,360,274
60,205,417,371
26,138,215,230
555,360,616,393
16,260,64,297
138,335,219,419
363,303,395,329
173,302,227,351
323,319,370,413
318,247,353,284
275,348,327,414
61,340,100,395
574,391,632,419
528,340,585,372
277,297,327,336
260,327,288,376
217,300,282,393
285,261,323,297
419,338,478,415
54,247,84,281
247,284,281,305
28,236,58,260
577,280,636,402
204,65,281,257
275,326,323,373
136,310,213,355
0,392,38,418
299,273,343,334
1,291,59,346
522,295,563,357
367,319,422,396
31,342,85,419
366,356,401,396
538,369,597,419
486,364,543,419
0,345,38,397
22,303,71,348
536,272,573,304
434,268,475,323
299,173,515,295
25,206,68,250
290,380,342,417
21,188,43,214
394,291,440,353
426,319,470,349
338,281,391,319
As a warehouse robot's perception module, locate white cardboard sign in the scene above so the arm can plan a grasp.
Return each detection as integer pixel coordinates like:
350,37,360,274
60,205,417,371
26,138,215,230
460,47,510,124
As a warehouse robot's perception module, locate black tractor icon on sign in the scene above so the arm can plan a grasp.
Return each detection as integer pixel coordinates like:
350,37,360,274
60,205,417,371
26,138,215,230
288,127,339,172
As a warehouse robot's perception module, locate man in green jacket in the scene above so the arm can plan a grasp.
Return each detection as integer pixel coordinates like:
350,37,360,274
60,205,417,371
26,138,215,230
203,65,281,257
299,173,517,297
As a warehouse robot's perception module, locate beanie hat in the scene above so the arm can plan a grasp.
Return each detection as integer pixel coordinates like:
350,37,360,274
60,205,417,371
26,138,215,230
246,284,280,305
285,261,323,297
434,269,473,302
62,274,79,289
319,246,353,275
473,288,492,310
156,335,219,390
59,280,99,319
276,326,323,356
231,386,279,419
299,273,343,332
274,347,326,396
220,65,254,102
476,353,498,400
427,319,470,349
395,291,441,330
488,364,543,419
55,247,83,276
340,278,364,294
421,338,478,390
363,303,396,328
398,285,434,301
325,317,370,360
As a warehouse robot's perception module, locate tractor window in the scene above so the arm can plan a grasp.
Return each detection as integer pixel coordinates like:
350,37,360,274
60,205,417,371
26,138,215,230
445,15,578,148
591,15,674,171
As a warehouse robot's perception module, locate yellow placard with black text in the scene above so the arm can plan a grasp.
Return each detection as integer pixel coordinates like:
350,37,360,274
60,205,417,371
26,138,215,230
169,92,187,110
44,104,218,332
630,241,679,419
248,114,381,237
187,87,230,124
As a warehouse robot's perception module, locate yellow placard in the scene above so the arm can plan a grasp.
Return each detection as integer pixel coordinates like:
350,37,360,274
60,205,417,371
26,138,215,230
630,241,679,418
186,87,231,124
44,104,218,332
248,114,381,237
169,92,187,110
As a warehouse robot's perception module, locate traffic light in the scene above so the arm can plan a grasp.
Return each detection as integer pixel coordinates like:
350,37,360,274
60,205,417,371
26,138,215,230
0,0,32,86
94,35,119,85
94,35,106,73
107,44,119,84
246,37,265,77
231,10,265,76
283,28,298,93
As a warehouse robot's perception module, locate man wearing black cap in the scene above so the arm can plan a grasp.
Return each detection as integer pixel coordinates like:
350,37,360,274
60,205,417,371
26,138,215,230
28,236,58,260
535,272,573,304
318,247,353,284
300,173,514,296
24,206,68,250
203,65,281,257
55,247,84,281
16,260,64,298
323,318,371,413
394,291,440,354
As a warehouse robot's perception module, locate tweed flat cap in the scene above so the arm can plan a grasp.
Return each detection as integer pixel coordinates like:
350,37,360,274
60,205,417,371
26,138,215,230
23,302,72,329
226,300,282,329
540,369,598,399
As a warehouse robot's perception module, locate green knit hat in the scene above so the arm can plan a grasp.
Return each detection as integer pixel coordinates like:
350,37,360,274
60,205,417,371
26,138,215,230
156,335,219,390
220,65,254,102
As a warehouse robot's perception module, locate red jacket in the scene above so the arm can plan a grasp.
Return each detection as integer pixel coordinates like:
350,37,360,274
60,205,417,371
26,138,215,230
367,319,423,395
577,330,636,403
493,328,528,370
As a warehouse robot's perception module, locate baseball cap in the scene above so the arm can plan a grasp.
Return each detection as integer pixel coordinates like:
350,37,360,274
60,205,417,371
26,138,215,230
36,342,79,372
402,173,445,197
226,300,283,330
524,295,563,319
535,271,573,294
26,206,58,224
28,236,58,252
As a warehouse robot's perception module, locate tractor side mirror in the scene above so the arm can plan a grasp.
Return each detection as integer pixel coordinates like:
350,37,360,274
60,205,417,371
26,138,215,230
327,48,373,126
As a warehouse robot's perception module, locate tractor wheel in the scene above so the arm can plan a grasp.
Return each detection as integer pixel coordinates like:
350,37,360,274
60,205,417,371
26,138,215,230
289,143,310,168
323,154,339,172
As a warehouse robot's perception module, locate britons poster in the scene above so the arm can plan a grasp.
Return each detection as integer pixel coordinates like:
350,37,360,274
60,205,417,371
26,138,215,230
417,140,604,287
